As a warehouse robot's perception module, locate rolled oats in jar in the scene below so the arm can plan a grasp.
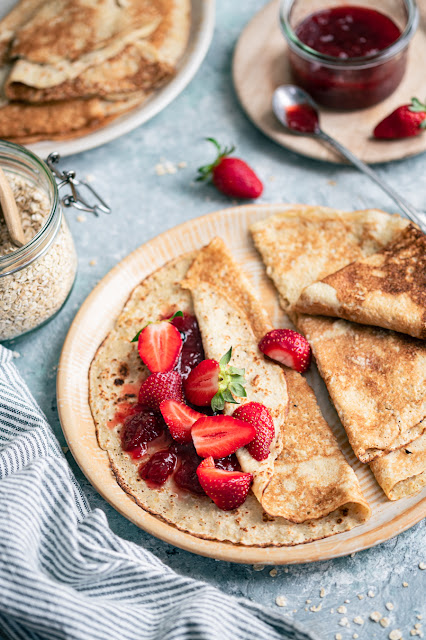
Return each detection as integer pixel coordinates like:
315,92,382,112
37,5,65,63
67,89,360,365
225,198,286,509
0,141,77,340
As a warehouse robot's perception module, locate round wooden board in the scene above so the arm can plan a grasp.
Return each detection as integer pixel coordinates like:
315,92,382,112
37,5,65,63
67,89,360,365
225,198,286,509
233,0,426,164
57,204,426,564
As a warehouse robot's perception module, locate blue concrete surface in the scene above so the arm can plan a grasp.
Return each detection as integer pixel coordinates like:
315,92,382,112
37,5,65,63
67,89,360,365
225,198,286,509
4,2,425,639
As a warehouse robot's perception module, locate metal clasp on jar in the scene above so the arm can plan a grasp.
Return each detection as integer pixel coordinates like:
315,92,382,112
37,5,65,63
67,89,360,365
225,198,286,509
46,152,111,217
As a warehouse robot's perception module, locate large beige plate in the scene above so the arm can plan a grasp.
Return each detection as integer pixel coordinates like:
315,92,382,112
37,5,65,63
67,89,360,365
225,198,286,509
57,204,426,564
233,0,426,164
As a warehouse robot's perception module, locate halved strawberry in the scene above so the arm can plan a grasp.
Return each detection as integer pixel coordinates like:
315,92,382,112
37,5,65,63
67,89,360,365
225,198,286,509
259,329,312,373
183,347,247,411
160,399,203,443
191,415,255,458
133,312,183,373
196,457,252,511
233,402,275,461
138,371,184,411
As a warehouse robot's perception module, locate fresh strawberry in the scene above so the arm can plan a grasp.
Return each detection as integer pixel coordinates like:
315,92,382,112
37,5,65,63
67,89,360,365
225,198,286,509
191,415,255,458
183,347,247,411
197,138,263,199
132,311,183,373
373,98,426,139
138,371,184,411
160,399,203,443
196,457,252,511
259,329,311,373
233,402,275,461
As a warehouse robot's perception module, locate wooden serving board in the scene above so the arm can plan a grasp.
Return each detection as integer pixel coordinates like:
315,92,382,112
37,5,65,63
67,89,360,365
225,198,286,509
57,204,426,564
233,0,426,164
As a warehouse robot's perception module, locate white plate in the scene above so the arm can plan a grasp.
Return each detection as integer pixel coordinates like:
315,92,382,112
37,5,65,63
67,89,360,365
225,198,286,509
0,0,215,157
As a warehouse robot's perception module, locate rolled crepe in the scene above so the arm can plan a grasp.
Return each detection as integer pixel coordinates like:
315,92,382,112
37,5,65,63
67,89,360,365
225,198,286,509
370,433,426,500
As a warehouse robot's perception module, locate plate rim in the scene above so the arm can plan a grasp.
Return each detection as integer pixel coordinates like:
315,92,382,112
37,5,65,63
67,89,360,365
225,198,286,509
57,203,426,564
22,0,216,158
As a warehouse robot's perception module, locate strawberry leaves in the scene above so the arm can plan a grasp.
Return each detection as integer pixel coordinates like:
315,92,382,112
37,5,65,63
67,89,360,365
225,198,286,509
409,98,426,130
197,138,235,182
211,347,247,412
131,310,183,343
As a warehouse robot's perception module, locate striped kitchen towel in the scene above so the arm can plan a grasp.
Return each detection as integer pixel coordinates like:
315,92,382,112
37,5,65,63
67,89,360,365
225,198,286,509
0,346,318,640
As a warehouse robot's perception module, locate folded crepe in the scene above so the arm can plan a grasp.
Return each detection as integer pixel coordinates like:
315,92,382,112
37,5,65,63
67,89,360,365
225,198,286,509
370,432,426,501
89,241,370,546
181,237,370,523
296,224,426,339
251,206,426,472
0,0,190,142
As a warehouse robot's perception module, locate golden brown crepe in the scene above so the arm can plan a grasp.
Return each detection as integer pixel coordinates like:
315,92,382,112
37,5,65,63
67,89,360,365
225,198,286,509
0,0,190,141
89,242,370,545
251,206,426,472
296,224,426,339
370,433,426,500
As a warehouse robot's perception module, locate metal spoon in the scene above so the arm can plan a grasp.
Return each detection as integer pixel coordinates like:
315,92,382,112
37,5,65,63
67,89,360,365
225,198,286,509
272,85,425,231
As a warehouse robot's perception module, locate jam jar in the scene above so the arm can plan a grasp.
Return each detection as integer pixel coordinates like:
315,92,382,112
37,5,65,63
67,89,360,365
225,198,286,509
0,141,77,341
280,0,419,110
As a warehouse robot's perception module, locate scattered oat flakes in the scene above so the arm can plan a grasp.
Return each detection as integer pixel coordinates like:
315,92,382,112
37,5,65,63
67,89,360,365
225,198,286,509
12,351,20,358
389,630,403,640
275,596,286,607
350,552,356,558
76,215,86,222
306,599,312,604
368,590,375,598
284,568,289,573
310,604,322,612
415,624,422,630
177,161,187,169
403,582,409,587
339,617,349,627
61,446,69,454
253,564,265,571
269,568,278,577
320,588,326,598
269,175,276,182
330,608,335,613
293,610,297,613
380,618,390,628
386,603,394,611
419,562,426,570
337,606,347,614
85,174,95,183
89,259,97,266
353,635,358,639
328,180,337,186
370,612,382,622
345,600,350,604
335,634,342,640
357,594,364,600
353,617,364,625
304,607,308,611
417,616,423,620
164,161,177,174
155,164,167,176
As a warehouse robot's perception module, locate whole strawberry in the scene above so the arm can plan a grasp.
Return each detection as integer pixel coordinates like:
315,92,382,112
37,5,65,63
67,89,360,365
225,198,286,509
197,138,263,199
233,402,275,461
374,97,426,139
138,371,184,411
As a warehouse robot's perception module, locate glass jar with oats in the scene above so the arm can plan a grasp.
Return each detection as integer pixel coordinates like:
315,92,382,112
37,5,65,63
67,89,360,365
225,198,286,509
0,141,77,341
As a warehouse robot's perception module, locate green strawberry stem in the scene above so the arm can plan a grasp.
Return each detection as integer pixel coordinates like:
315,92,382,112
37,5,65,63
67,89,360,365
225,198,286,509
211,347,247,412
409,98,426,129
131,310,183,343
196,138,235,182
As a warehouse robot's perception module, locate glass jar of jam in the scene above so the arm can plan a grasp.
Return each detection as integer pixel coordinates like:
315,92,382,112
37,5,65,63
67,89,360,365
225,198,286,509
280,0,418,110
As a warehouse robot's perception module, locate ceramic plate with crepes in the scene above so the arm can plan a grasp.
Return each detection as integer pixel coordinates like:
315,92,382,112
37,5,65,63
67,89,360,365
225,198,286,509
58,204,426,563
0,0,213,154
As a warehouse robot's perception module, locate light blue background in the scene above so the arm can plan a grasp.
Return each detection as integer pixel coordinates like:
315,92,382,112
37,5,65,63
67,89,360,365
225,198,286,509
5,2,425,638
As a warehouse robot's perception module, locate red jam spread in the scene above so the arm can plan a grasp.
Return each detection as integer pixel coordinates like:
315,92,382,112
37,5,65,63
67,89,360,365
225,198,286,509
170,312,204,380
296,7,401,59
286,104,319,133
139,449,178,487
290,5,405,110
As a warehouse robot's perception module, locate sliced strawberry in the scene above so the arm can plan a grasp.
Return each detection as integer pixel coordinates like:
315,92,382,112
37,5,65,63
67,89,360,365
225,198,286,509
184,359,219,406
138,371,184,411
259,329,312,373
183,347,247,411
136,321,182,373
196,457,252,511
233,402,275,461
191,415,255,458
160,399,203,443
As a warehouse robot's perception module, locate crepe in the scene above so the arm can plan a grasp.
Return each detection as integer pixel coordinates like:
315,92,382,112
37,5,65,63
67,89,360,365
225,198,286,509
0,0,190,141
89,243,370,545
370,433,426,500
296,224,426,339
251,206,426,470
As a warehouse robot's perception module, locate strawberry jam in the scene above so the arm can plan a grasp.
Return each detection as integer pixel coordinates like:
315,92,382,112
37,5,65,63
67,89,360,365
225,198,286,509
289,5,405,109
139,449,177,486
171,313,204,380
172,443,206,494
120,410,165,452
286,104,319,133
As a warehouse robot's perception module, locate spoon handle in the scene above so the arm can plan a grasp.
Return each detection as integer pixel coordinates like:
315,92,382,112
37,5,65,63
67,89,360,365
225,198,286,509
317,130,425,231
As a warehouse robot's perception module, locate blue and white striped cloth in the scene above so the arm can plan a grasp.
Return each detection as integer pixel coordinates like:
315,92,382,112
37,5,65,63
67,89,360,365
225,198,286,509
0,346,318,640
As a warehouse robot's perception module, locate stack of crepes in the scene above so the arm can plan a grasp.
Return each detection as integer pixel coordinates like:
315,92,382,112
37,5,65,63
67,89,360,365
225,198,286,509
0,0,191,142
251,206,426,501
90,237,371,546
